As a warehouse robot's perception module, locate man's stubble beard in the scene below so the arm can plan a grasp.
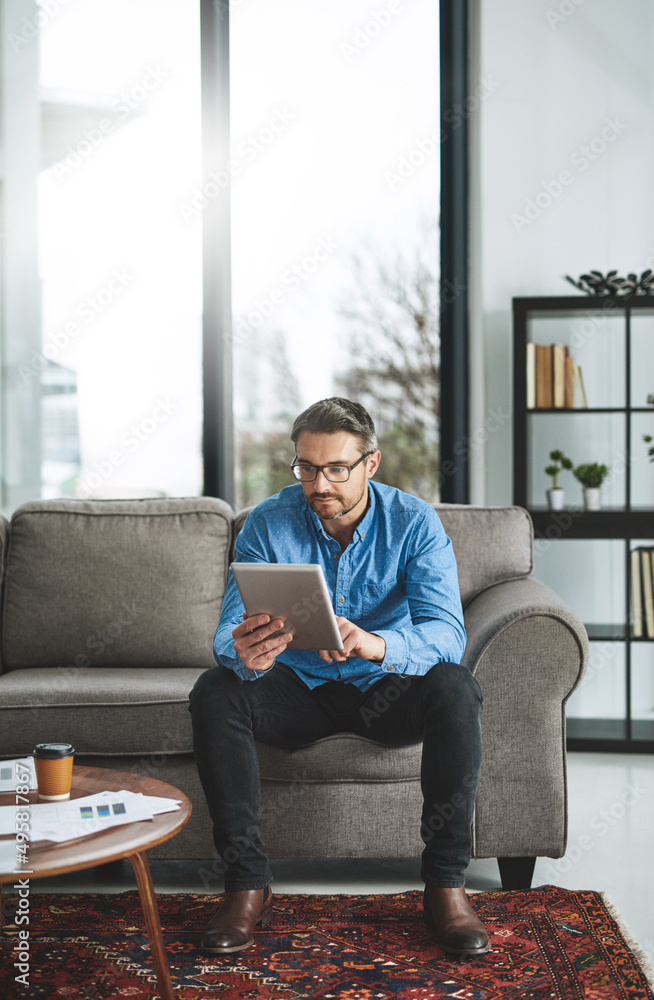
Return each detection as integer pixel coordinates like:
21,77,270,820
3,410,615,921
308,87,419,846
308,481,367,521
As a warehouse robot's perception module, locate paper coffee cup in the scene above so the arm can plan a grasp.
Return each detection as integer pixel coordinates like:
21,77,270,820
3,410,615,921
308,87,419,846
32,743,75,801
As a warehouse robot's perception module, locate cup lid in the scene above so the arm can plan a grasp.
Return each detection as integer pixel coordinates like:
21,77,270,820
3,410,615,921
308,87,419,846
33,743,75,758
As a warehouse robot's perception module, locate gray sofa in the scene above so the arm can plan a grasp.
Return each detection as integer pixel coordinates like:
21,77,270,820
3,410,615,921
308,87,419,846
0,497,588,888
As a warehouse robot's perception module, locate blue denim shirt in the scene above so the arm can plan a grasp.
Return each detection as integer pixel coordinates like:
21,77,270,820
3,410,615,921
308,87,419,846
214,481,465,690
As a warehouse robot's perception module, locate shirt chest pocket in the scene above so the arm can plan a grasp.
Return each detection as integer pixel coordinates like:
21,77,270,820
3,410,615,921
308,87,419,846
357,583,390,619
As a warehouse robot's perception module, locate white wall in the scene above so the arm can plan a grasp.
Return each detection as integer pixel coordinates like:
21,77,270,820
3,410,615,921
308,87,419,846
471,0,654,504
470,0,654,722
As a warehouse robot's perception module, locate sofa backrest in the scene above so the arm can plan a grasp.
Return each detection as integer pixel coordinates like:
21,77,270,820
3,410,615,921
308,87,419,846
433,504,532,606
234,502,533,607
1,498,233,672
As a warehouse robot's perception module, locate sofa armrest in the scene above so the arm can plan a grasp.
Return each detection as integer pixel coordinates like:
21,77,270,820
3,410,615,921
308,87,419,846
462,576,588,695
461,577,588,860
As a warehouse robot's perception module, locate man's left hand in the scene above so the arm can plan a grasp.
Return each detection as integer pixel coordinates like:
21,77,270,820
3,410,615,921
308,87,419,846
319,616,386,664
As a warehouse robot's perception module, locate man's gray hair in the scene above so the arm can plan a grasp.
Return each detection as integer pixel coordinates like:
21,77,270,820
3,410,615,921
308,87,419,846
291,397,378,453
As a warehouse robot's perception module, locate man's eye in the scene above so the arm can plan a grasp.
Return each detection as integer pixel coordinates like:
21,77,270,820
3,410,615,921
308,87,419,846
327,467,346,475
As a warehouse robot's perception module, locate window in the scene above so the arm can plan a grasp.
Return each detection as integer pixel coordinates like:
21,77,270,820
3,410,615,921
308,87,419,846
229,0,441,508
1,0,203,508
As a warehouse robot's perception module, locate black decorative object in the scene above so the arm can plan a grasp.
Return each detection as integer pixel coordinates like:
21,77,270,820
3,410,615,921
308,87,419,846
564,269,654,296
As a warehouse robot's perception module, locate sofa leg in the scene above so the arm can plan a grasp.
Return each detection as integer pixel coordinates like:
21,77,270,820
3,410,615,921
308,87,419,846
497,856,536,890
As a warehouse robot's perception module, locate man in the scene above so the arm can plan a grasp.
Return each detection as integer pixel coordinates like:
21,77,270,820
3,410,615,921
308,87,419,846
189,397,489,957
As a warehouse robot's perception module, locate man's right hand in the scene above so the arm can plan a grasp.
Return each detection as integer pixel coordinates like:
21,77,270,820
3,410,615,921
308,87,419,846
232,613,294,673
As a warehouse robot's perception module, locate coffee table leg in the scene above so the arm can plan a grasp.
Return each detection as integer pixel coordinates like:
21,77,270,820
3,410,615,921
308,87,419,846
128,851,175,1000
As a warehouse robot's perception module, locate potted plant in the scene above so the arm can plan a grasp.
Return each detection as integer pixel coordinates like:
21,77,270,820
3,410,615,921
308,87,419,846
544,450,573,510
573,462,609,510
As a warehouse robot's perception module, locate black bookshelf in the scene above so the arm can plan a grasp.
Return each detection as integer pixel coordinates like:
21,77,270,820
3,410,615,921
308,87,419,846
513,295,654,753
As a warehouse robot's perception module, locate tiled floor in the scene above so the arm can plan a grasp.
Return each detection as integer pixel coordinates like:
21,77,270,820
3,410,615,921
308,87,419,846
7,752,654,959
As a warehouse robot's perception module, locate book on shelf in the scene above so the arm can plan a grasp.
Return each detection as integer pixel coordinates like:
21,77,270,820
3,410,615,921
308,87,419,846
527,343,585,409
553,345,566,407
573,362,588,408
630,547,654,640
642,549,654,640
526,342,536,409
631,548,643,638
535,344,553,408
564,352,575,408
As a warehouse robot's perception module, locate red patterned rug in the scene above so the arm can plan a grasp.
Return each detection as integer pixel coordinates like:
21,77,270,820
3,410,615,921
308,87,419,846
1,885,653,999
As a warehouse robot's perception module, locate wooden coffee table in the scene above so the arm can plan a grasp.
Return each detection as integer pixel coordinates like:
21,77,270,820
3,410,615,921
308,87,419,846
0,764,191,1000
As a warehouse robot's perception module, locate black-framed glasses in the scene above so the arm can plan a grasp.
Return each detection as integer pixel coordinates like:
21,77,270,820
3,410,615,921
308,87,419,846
291,452,373,483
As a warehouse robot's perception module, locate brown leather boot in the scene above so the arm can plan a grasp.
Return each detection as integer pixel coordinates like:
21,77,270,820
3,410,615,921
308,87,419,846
423,886,490,957
201,886,274,954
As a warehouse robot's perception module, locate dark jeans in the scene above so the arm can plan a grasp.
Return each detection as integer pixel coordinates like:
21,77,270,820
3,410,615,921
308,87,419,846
188,661,482,891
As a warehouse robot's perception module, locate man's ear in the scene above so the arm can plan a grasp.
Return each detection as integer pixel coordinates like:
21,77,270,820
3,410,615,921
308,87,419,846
366,450,381,479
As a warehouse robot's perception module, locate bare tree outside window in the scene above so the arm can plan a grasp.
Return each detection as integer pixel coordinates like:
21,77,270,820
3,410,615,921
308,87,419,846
235,329,300,507
336,218,440,502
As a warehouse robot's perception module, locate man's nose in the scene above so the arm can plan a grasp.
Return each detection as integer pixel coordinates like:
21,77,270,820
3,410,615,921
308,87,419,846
314,470,331,490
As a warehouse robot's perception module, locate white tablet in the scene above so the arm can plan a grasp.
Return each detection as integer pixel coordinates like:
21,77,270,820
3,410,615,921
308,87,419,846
231,563,344,651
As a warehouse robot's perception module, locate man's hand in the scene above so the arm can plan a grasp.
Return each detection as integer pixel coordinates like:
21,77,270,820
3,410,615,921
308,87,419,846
233,613,293,673
319,616,386,664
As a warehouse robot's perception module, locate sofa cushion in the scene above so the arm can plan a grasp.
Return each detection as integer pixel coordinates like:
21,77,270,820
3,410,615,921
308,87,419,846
0,666,205,755
1,498,232,671
235,503,533,608
256,734,421,782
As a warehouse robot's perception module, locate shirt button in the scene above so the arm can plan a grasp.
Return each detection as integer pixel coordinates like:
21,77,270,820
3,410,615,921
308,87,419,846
338,596,345,603
333,554,339,560
388,665,395,671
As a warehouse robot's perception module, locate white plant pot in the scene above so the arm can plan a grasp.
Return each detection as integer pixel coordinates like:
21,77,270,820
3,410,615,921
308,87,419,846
583,487,601,511
547,488,565,510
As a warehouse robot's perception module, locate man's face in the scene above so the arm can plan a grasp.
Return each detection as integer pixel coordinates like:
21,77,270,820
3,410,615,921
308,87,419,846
294,431,380,523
